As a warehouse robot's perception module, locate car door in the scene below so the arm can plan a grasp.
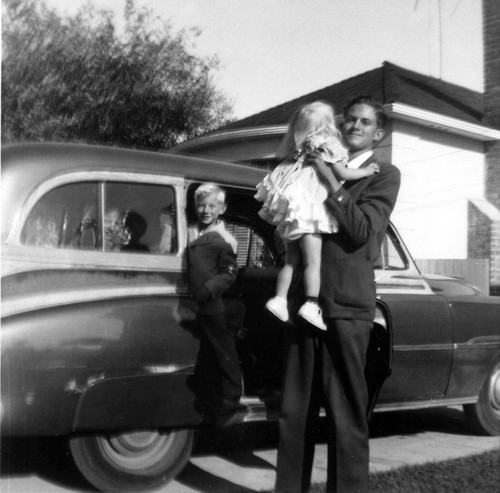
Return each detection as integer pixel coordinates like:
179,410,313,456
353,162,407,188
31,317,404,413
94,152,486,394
2,174,202,434
200,184,286,398
375,228,454,407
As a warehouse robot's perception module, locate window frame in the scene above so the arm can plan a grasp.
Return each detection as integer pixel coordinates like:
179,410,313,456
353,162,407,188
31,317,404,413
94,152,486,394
376,229,409,271
11,171,186,272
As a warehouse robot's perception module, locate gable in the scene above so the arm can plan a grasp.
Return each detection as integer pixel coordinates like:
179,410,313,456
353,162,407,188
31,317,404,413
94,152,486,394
222,62,485,131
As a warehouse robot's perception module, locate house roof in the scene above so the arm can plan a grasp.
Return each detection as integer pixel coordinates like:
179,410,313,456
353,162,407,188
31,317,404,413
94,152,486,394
221,61,486,131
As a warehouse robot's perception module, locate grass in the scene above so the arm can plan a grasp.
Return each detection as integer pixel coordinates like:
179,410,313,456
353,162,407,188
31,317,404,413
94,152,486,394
263,449,500,493
368,448,499,493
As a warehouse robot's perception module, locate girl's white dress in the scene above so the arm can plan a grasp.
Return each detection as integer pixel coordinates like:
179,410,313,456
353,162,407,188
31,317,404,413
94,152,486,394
255,135,348,241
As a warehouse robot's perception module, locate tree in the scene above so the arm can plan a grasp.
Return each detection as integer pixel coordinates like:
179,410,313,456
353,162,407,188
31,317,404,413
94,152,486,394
1,0,234,149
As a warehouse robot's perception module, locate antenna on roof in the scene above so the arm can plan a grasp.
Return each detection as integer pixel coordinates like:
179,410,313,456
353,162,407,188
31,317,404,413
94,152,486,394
414,0,443,80
415,0,463,81
438,0,443,79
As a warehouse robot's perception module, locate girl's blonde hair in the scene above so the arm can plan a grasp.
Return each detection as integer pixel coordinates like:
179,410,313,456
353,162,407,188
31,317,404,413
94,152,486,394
277,101,341,160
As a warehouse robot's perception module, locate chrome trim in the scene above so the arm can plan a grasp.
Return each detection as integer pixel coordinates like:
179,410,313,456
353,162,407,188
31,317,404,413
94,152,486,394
144,364,190,374
457,336,500,347
239,395,478,422
394,344,453,351
394,339,500,352
2,245,185,276
377,285,428,294
375,272,434,295
1,285,188,318
374,396,478,413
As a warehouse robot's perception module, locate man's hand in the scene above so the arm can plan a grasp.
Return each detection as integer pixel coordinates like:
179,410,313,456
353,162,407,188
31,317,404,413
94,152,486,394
305,150,342,193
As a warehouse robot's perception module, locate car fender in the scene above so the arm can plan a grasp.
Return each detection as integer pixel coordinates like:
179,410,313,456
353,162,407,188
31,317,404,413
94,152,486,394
1,289,201,436
72,373,203,433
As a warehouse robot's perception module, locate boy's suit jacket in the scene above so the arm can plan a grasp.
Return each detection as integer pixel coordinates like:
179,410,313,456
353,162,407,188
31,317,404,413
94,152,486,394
187,226,238,315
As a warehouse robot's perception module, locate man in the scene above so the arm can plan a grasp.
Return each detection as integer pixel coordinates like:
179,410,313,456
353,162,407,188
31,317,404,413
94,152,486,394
275,95,401,493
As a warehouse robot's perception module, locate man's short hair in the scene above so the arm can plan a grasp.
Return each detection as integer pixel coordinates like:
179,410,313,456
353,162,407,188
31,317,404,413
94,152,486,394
343,95,387,129
194,183,226,204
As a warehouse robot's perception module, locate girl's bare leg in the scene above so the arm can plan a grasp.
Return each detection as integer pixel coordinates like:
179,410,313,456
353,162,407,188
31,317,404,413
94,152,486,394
299,233,322,298
275,240,302,299
296,233,326,330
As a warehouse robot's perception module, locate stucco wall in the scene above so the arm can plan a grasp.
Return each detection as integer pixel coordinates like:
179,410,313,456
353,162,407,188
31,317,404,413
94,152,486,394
389,120,485,259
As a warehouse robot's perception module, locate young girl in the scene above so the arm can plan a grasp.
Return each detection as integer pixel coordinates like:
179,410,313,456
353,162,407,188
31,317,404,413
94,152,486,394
255,101,379,330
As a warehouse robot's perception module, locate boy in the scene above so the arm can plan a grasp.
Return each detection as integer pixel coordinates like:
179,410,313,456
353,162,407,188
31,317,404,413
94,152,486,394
187,183,245,427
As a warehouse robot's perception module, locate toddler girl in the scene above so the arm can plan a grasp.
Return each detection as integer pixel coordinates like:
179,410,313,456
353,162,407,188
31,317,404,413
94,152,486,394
255,101,379,330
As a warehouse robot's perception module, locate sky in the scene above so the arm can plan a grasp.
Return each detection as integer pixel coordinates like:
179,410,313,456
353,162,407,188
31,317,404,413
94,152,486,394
44,0,483,119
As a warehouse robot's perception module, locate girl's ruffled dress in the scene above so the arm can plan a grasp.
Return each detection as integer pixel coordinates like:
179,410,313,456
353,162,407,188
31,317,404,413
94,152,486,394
255,135,348,241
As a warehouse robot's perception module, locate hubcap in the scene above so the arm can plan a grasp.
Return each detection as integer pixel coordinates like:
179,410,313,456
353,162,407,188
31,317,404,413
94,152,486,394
99,431,176,471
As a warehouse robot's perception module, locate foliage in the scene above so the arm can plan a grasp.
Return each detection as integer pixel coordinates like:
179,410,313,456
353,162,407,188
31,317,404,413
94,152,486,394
1,0,234,149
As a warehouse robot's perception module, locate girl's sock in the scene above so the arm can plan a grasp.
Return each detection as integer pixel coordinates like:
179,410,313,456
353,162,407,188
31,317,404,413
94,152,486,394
305,296,319,304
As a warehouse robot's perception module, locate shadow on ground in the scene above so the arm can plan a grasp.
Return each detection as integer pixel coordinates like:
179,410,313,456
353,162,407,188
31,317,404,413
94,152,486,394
0,436,97,492
369,406,475,438
0,407,476,492
192,406,475,456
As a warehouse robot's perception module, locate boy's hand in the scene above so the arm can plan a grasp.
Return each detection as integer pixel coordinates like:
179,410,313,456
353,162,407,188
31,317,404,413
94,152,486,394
196,286,211,303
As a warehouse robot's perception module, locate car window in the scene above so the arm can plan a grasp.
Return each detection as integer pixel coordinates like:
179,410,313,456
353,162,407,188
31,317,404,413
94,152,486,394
374,231,407,270
104,182,176,254
21,182,99,249
21,181,177,255
249,231,276,268
225,222,276,268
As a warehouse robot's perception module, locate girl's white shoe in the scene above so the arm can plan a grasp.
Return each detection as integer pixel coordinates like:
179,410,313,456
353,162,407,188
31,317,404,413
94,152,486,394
298,301,327,330
265,296,289,322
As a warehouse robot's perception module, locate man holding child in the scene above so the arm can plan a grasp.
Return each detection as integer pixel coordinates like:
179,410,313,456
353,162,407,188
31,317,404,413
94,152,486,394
275,95,401,493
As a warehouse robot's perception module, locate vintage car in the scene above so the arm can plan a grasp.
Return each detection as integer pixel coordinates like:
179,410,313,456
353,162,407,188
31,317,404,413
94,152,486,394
2,143,499,492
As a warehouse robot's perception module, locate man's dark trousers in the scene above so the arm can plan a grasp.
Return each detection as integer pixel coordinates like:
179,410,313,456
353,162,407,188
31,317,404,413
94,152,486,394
276,318,372,493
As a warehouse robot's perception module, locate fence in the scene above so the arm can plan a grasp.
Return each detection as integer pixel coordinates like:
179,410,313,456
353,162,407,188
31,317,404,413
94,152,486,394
414,258,490,295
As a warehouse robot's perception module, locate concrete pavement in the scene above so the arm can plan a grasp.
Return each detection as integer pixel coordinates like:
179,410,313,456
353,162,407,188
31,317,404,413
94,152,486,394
165,406,499,492
1,407,499,492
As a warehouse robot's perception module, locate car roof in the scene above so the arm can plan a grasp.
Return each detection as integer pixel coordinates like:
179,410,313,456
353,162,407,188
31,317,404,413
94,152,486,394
2,143,266,242
2,142,266,185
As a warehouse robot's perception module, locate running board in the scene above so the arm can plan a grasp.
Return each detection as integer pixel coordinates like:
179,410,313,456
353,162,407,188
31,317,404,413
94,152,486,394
240,396,327,423
240,395,478,422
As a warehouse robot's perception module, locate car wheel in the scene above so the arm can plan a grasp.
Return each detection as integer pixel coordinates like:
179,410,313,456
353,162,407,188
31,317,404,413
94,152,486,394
463,353,500,436
69,428,194,492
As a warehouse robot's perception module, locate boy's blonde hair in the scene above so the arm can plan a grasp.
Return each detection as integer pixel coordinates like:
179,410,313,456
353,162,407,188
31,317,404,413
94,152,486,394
277,101,341,160
194,183,226,204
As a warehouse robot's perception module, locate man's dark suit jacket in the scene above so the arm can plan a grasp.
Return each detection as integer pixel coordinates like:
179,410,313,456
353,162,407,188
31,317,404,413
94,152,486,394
320,154,401,320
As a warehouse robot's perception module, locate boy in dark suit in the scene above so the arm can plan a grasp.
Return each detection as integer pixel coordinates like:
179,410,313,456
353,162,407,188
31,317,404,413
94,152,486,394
187,183,245,427
275,96,401,493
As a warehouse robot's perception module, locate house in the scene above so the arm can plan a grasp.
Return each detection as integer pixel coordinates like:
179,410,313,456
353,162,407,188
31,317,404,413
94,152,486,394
171,0,500,294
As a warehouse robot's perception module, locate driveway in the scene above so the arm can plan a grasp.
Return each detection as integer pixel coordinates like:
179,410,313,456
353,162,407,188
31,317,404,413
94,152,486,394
1,407,499,492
